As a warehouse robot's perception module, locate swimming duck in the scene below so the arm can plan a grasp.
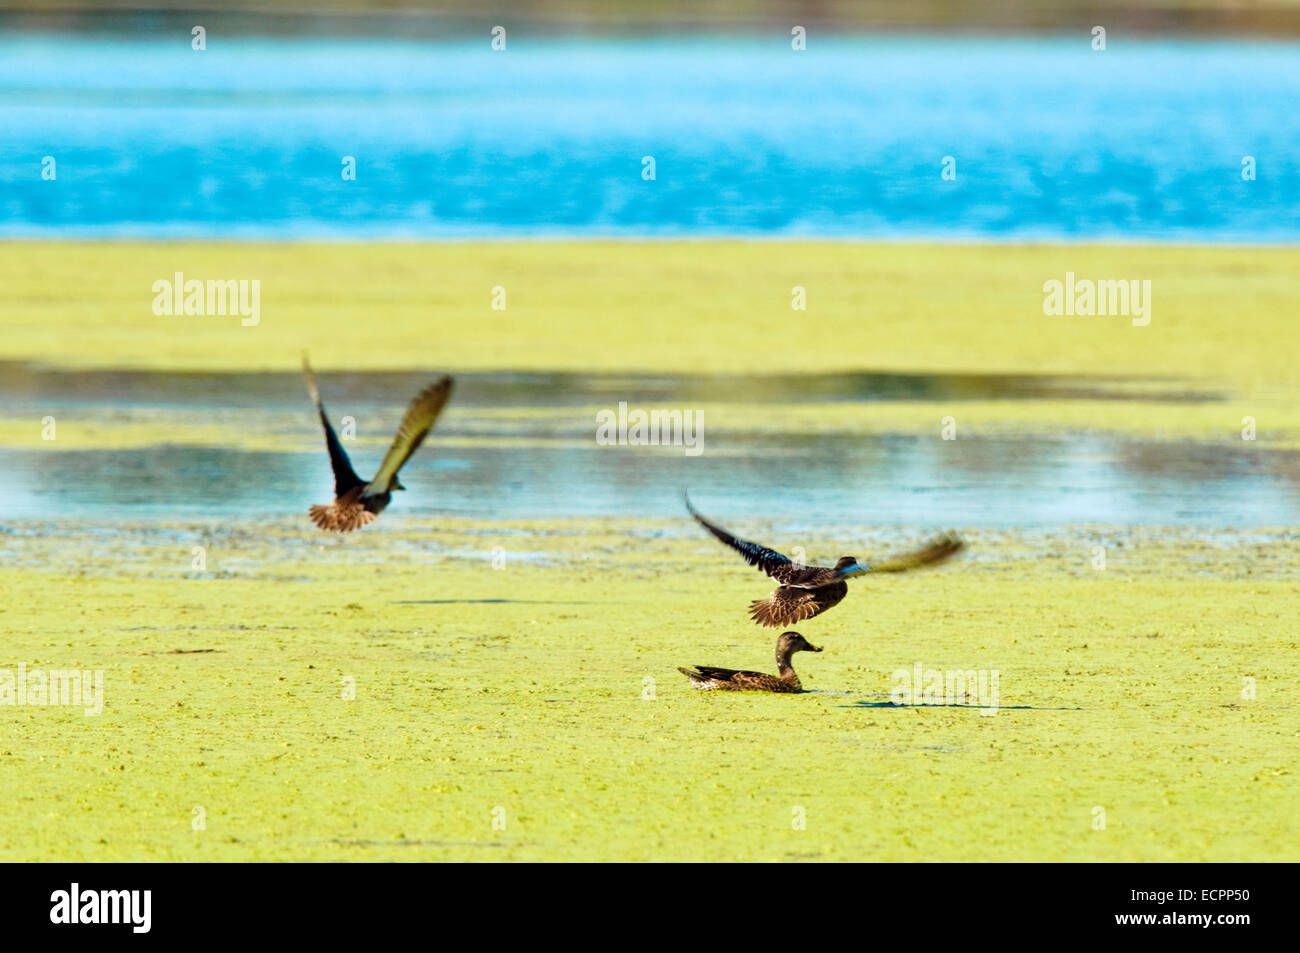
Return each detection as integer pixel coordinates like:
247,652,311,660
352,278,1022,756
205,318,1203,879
678,631,822,692
686,493,963,627
303,354,454,532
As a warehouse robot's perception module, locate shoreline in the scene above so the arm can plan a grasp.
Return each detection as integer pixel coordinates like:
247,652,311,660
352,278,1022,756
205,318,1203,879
7,5,1300,41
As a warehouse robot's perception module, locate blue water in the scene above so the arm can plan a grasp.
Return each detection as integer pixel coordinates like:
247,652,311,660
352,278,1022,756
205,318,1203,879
2,33,1299,240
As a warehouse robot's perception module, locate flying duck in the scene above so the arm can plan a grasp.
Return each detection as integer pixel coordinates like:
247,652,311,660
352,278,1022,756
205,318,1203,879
678,631,822,693
303,354,453,532
686,493,963,627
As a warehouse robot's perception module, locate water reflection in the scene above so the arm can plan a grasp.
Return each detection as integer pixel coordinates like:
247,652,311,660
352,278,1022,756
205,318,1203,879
0,365,1292,526
0,363,1220,408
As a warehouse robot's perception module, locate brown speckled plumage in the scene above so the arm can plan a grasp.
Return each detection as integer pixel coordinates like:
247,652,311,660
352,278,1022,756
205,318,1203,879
748,580,848,627
686,493,963,627
303,354,453,533
308,486,378,533
678,631,821,693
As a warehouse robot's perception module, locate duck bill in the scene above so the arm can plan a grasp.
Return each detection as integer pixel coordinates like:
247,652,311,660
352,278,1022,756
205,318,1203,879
808,644,823,653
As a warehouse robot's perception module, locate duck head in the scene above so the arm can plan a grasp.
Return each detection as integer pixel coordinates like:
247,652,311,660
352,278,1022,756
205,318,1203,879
777,631,822,656
834,555,867,574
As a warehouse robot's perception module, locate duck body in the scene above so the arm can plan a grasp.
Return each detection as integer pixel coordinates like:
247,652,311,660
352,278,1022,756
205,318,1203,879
678,631,821,693
302,354,453,533
676,665,803,693
749,579,848,628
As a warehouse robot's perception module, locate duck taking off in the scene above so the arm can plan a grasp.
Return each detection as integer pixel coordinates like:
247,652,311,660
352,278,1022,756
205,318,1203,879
303,354,453,532
678,631,822,693
685,492,963,627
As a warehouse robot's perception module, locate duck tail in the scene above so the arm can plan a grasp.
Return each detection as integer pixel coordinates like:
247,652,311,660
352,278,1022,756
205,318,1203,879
309,501,375,533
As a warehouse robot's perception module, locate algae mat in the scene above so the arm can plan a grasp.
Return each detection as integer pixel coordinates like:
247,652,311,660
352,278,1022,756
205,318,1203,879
6,240,1300,447
2,242,1296,391
1,240,1297,861
0,518,1295,862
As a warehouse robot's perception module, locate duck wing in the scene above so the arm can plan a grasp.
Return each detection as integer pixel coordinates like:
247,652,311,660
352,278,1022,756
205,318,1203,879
685,493,806,584
678,664,746,682
365,375,454,497
302,354,365,498
841,535,965,576
748,581,847,628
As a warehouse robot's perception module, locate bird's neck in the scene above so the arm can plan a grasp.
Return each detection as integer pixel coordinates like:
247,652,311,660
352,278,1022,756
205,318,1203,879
776,650,799,684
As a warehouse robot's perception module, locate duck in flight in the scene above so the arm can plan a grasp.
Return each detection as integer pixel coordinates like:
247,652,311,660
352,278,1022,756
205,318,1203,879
685,493,963,628
303,354,453,532
678,631,822,693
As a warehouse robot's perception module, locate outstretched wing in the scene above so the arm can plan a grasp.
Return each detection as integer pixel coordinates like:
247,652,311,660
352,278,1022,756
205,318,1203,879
685,493,797,581
749,583,845,628
844,534,965,576
365,376,454,496
302,354,365,498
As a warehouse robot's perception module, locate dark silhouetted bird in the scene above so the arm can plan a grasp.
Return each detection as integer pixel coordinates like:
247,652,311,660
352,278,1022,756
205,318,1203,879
302,355,453,532
678,631,822,693
685,493,963,627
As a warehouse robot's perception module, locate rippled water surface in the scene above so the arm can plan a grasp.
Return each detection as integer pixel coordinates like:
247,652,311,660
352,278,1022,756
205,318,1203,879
2,366,1295,526
2,34,1298,239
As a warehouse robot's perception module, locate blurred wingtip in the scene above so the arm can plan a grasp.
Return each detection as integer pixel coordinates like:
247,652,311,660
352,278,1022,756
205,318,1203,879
682,488,702,518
